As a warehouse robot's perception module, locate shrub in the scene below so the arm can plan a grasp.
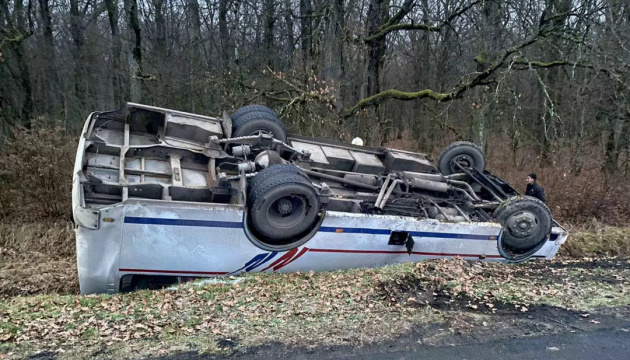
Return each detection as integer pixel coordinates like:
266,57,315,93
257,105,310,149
0,122,76,222
483,141,630,226
560,221,630,258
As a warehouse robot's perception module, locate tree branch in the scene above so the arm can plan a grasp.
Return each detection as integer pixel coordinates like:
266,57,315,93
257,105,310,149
382,0,416,30
342,41,612,118
343,34,540,117
363,0,480,42
0,30,33,52
342,89,449,117
511,59,597,71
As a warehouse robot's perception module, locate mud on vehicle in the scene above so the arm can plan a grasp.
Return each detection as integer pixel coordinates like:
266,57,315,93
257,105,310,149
73,103,568,294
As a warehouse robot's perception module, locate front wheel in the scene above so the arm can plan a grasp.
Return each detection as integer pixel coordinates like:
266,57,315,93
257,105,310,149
494,196,552,255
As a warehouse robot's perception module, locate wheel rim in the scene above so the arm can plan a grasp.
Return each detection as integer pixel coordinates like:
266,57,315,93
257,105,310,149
505,210,540,238
266,195,308,229
450,154,474,173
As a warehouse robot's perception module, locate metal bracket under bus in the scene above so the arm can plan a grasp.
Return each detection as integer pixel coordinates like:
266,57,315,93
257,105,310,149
388,231,415,255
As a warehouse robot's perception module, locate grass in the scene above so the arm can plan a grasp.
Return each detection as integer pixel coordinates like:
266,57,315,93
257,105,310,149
561,222,630,257
0,221,75,257
0,221,78,298
0,265,440,358
1,257,629,359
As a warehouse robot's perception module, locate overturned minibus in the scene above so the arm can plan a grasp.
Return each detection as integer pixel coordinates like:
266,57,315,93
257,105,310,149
73,103,568,294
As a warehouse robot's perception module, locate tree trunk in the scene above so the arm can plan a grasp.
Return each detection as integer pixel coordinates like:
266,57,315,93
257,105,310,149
12,0,33,126
69,0,85,110
187,0,203,111
284,0,295,67
325,0,345,110
300,0,313,71
365,0,386,100
325,0,344,79
411,0,433,148
571,102,587,174
365,0,387,127
104,0,124,106
219,0,230,71
263,0,276,69
537,0,571,167
471,0,502,148
9,41,32,127
152,0,166,103
604,106,627,172
126,0,143,103
602,0,628,173
153,0,167,59
37,0,57,114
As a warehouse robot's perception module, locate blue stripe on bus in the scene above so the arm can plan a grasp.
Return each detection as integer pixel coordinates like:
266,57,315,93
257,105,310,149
124,216,497,241
319,227,494,240
318,226,391,235
124,216,242,228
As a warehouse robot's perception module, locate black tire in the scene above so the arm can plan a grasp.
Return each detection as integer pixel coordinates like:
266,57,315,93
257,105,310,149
232,109,281,128
247,164,308,200
437,141,486,176
231,105,278,124
231,111,287,143
494,196,552,253
249,172,321,243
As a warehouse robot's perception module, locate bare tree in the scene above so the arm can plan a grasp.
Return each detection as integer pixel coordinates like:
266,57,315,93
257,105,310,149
300,0,313,71
219,0,230,70
264,0,277,69
105,0,125,105
0,0,629,175
126,0,143,102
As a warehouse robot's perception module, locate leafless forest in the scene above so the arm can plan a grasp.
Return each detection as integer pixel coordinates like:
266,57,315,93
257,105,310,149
3,2,630,342
1,0,630,224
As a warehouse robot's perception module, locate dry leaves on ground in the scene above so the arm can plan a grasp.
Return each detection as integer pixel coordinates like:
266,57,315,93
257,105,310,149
1,257,629,354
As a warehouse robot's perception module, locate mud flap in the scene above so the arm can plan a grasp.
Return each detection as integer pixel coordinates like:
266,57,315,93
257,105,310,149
406,235,415,255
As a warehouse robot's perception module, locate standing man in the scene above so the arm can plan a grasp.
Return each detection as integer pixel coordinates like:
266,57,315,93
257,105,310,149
525,173,546,203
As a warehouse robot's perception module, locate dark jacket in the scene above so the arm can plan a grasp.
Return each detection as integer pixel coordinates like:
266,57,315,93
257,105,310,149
525,183,546,203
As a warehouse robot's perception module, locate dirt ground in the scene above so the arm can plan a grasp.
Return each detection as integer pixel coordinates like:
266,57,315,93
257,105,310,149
144,306,630,360
1,257,629,359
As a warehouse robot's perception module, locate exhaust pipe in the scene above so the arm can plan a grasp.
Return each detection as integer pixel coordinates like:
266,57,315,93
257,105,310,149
408,178,450,192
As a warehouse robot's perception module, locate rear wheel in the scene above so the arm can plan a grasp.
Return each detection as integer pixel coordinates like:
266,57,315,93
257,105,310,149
231,111,287,142
437,141,486,175
247,164,308,197
231,105,278,124
248,167,322,248
494,196,552,253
